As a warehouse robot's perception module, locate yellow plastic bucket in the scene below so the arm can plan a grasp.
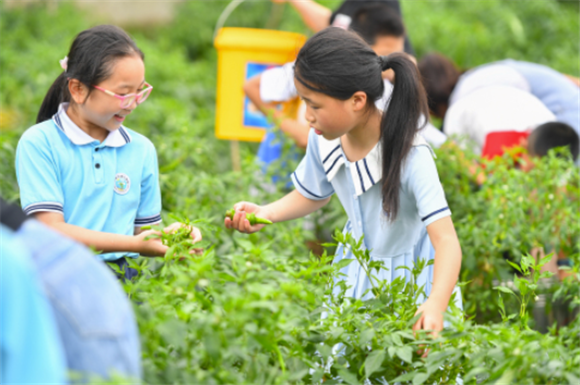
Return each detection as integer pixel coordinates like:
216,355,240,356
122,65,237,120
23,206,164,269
214,27,307,142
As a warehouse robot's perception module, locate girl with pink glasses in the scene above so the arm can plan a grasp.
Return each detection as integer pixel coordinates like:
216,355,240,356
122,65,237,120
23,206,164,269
16,25,201,279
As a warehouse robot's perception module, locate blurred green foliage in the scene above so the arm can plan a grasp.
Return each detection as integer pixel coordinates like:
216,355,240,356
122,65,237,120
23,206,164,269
1,1,579,383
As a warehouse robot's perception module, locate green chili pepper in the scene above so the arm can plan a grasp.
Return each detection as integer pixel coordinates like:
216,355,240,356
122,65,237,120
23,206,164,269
225,208,272,226
246,213,273,225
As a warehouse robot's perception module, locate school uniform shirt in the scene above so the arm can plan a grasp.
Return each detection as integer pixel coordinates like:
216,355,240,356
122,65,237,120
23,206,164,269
445,86,556,154
449,59,580,135
292,129,461,306
16,103,162,261
259,62,447,149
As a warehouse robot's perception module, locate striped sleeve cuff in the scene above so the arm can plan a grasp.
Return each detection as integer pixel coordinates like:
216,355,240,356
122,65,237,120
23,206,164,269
134,214,162,227
291,172,334,201
421,207,452,226
23,202,64,216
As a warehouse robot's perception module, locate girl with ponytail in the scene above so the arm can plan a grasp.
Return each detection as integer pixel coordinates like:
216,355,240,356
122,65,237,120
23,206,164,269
226,27,462,333
16,25,202,279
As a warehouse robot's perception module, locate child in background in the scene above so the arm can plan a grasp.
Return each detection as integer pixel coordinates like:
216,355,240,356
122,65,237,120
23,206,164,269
245,3,445,184
443,85,579,163
272,0,414,54
227,28,462,334
16,25,202,279
418,53,580,135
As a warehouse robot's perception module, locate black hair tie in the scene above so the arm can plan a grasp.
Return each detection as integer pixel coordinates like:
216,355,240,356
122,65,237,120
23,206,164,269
379,56,392,71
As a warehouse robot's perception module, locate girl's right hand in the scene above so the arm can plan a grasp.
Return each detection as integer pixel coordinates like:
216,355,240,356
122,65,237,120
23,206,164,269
224,202,270,234
134,229,168,257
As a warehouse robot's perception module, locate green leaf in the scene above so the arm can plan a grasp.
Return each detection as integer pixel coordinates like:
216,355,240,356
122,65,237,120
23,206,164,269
392,372,416,383
538,252,554,268
506,260,522,273
337,368,360,385
413,372,429,385
495,369,515,384
464,367,488,382
391,332,403,346
335,258,354,270
494,286,517,297
364,350,385,378
565,373,580,385
396,346,413,364
360,328,375,345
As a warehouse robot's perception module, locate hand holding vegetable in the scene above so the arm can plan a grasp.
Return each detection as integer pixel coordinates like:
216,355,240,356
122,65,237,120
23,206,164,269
225,209,272,226
138,222,203,256
224,202,272,233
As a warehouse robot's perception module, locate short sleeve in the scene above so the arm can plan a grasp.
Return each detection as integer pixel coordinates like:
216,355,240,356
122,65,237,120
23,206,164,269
291,130,335,200
134,142,162,227
405,146,451,226
15,129,64,216
260,62,297,103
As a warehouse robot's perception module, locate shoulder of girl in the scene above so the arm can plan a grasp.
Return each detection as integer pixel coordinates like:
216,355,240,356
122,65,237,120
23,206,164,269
405,144,437,176
412,135,435,154
19,120,57,145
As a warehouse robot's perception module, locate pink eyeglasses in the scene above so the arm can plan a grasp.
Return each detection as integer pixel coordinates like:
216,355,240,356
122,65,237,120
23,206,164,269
92,82,153,109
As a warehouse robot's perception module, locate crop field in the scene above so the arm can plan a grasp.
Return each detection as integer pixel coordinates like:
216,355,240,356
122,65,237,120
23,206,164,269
1,1,579,384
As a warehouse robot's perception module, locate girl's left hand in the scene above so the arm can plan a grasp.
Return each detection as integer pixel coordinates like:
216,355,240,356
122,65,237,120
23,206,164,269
163,222,203,255
412,299,445,336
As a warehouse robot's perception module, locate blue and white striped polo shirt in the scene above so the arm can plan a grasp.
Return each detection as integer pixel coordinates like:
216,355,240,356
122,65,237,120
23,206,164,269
16,103,162,261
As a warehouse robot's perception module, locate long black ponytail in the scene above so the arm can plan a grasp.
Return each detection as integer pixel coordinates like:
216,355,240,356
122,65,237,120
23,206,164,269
378,53,429,220
37,25,144,124
294,27,429,221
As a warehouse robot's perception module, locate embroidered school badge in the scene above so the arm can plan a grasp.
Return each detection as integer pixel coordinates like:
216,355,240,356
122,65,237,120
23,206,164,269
114,173,131,195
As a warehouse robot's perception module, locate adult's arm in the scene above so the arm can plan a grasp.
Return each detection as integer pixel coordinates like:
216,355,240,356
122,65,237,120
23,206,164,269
273,0,332,32
244,74,309,148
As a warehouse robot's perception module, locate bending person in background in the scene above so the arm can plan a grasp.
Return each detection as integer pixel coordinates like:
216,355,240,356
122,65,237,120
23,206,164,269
228,28,462,337
443,85,579,164
418,53,580,136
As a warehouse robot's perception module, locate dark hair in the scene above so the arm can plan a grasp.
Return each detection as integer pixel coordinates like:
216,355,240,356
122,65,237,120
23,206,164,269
528,122,579,161
37,25,144,124
349,3,405,46
294,27,429,221
417,52,460,117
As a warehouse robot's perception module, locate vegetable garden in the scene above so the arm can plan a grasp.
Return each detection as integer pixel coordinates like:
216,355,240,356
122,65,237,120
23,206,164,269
1,1,579,383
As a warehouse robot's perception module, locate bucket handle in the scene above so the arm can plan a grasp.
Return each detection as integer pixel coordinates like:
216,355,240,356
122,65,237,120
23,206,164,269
213,0,246,42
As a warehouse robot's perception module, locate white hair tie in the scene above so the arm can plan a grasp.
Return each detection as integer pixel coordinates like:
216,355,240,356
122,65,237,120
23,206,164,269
59,56,68,72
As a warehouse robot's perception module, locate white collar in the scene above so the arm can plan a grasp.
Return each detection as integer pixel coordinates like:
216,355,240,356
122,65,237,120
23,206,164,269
317,132,435,196
53,103,132,147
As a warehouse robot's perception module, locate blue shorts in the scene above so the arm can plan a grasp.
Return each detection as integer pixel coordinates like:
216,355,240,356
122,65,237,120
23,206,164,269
107,257,139,281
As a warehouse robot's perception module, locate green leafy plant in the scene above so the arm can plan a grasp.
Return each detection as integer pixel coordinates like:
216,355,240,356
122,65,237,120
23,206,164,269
1,2,579,383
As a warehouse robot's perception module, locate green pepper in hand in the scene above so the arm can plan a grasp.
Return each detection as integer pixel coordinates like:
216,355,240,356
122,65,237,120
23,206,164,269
225,208,272,226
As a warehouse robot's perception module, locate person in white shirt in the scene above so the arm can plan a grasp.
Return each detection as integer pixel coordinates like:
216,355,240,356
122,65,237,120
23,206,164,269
445,86,578,162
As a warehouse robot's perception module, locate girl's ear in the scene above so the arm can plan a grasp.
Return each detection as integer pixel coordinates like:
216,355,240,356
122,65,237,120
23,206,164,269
68,78,89,104
351,91,368,112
